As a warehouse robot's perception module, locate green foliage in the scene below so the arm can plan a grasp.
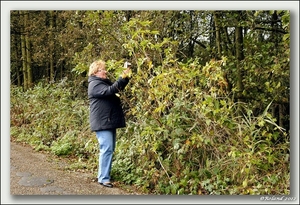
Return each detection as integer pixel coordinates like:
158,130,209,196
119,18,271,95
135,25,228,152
72,43,94,75
110,19,289,195
10,80,98,171
10,13,290,195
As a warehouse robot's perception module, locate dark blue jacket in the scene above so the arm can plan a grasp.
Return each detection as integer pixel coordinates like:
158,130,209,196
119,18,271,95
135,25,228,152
88,76,129,131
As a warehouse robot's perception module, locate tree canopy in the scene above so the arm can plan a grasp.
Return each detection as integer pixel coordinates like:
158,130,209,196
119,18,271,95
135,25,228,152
10,10,290,195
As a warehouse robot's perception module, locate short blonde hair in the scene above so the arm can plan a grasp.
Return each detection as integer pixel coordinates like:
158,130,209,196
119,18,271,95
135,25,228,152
88,60,106,76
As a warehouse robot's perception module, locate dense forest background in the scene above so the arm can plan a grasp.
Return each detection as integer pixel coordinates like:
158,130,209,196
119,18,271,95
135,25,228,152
10,10,290,195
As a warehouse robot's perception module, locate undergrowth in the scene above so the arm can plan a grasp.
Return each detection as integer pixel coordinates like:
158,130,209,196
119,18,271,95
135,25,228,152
10,64,290,195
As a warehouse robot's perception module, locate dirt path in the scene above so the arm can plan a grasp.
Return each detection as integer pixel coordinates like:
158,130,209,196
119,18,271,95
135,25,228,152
10,140,140,195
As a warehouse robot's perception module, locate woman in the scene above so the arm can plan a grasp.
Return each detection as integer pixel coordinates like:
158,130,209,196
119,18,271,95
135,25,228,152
87,60,131,188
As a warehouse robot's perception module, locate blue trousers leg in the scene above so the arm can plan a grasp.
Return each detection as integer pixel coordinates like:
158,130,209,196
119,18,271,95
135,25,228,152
96,129,116,183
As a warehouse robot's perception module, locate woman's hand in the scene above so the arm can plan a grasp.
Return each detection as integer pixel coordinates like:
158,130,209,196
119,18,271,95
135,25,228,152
121,62,132,78
121,67,132,78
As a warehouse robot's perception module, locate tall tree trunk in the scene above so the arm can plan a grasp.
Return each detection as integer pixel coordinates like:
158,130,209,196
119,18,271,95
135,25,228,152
235,26,244,95
187,10,195,58
223,27,233,56
16,36,22,86
213,11,222,59
25,11,33,88
11,29,22,86
49,10,55,82
20,11,28,90
235,11,245,113
270,10,283,126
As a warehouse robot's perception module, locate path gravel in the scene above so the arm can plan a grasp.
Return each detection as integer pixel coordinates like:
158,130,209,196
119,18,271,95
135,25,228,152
10,140,139,195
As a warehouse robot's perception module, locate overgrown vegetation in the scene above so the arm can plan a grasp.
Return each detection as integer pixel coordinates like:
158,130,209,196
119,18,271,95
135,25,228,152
10,81,99,171
10,10,290,195
10,56,290,195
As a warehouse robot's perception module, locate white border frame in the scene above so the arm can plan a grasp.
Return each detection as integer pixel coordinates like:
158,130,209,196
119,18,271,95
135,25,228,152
2,1,299,204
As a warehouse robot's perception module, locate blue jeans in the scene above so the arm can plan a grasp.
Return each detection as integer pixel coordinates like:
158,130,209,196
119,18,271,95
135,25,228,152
96,129,116,183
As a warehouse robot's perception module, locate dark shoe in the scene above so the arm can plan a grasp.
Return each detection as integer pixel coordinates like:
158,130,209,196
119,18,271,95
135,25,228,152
99,182,113,188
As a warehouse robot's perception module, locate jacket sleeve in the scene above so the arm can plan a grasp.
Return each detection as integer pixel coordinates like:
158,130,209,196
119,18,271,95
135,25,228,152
91,77,129,98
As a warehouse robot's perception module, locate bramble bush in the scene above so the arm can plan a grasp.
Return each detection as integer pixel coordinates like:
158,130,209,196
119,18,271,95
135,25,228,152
11,19,290,195
10,79,99,172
